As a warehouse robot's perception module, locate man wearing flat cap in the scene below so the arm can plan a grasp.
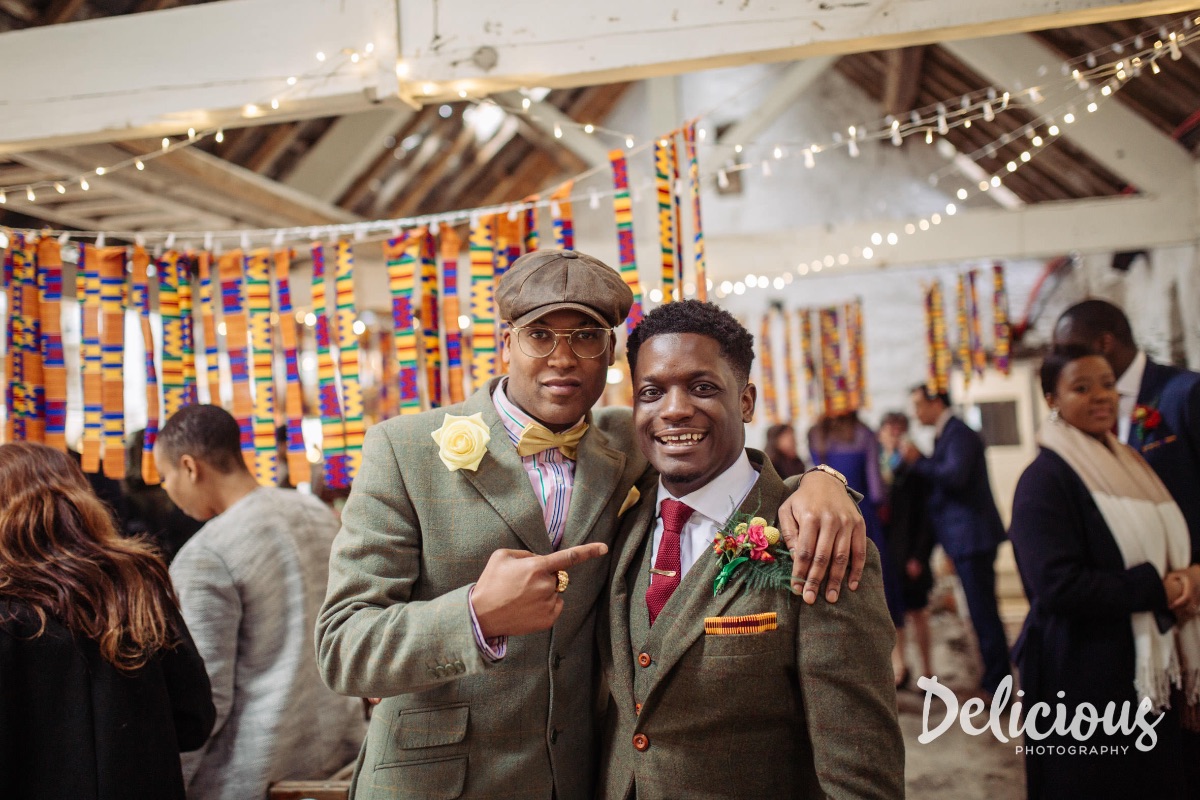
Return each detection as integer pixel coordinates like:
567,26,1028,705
317,249,865,799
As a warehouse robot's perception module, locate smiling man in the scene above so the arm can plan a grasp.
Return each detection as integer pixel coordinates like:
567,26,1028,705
316,250,866,800
598,300,904,799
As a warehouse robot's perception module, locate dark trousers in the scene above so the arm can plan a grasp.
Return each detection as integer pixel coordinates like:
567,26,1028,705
952,549,1010,695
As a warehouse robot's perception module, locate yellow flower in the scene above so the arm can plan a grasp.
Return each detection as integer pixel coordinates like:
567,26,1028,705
764,526,780,546
431,412,491,472
750,516,768,528
734,522,749,536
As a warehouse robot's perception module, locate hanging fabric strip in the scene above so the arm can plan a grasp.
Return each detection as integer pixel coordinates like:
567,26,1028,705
2,241,13,444
931,281,951,395
609,149,643,333
217,251,256,472
132,247,160,484
196,252,222,405
334,240,365,483
245,249,278,486
419,230,442,409
800,307,817,421
523,197,539,251
470,215,498,389
79,245,102,471
854,300,868,409
759,311,780,425
550,182,575,250
955,274,971,389
386,233,421,415
158,251,187,417
440,228,466,404
993,263,1011,375
654,138,677,304
274,249,310,486
36,237,66,451
178,255,197,407
683,123,707,301
378,328,397,419
310,243,347,489
782,308,800,425
495,215,521,377
10,236,43,444
845,301,862,412
669,134,685,294
98,246,126,478
819,307,849,417
968,270,987,376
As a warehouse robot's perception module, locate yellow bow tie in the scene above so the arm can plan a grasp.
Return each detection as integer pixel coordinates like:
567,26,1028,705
516,422,588,460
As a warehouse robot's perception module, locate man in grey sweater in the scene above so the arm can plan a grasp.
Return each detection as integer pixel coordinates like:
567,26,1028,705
156,405,364,800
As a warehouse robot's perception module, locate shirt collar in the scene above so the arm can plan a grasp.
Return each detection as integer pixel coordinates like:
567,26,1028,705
934,408,954,438
655,450,759,526
1116,350,1147,399
491,378,587,448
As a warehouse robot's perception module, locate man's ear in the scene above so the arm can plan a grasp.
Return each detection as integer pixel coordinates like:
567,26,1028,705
180,453,201,483
501,327,513,366
1098,332,1116,356
741,382,757,423
606,332,617,367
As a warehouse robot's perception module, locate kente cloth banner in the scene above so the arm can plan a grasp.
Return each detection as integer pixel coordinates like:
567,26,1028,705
800,308,817,420
217,250,255,473
844,301,862,412
159,251,196,417
310,243,347,489
925,281,951,395
385,234,421,416
819,307,850,417
6,235,43,444
967,270,987,377
550,182,575,250
669,133,686,294
782,308,800,424
379,328,398,419
177,255,197,407
759,312,780,425
683,123,707,301
993,264,1011,376
955,274,971,389
98,246,127,479
523,198,539,251
654,137,679,303
495,215,522,376
132,247,160,484
419,230,442,408
245,249,279,486
334,240,365,483
274,249,310,486
853,300,868,409
79,244,103,471
440,228,466,404
196,252,222,405
608,149,643,333
2,240,12,444
470,215,498,390
36,237,66,452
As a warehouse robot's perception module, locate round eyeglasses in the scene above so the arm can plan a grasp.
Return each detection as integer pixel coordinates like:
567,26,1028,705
512,326,612,359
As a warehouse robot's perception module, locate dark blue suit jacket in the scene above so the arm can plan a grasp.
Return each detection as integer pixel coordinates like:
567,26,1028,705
912,415,1005,559
1132,359,1200,560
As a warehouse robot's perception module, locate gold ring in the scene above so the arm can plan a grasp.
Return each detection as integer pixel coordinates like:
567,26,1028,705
555,570,569,593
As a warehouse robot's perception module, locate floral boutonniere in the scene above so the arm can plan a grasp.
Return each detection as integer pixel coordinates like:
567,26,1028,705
1132,401,1163,442
711,506,794,596
430,412,491,472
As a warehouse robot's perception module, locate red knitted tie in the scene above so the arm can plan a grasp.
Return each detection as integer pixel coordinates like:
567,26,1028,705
646,498,694,626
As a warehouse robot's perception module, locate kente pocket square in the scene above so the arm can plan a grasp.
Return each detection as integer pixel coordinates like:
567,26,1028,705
704,612,778,635
618,485,641,518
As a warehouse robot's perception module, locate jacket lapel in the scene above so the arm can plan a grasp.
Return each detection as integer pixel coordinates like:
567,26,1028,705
643,453,789,694
607,469,659,700
560,421,626,549
455,380,552,554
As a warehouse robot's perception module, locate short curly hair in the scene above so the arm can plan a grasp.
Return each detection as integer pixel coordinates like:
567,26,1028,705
626,300,755,385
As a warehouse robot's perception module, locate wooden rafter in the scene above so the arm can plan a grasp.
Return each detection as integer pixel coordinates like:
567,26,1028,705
883,47,926,116
386,121,477,218
337,105,438,211
243,121,307,175
37,0,87,26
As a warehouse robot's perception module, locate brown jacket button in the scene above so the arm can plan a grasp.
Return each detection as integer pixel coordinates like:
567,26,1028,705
633,733,649,751
634,702,642,715
637,652,651,668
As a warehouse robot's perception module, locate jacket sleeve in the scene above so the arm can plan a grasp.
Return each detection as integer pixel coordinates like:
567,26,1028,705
911,423,976,493
796,544,905,799
160,607,217,752
315,424,493,698
1008,455,1168,618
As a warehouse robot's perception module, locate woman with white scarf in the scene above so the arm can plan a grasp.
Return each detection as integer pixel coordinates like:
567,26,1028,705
1010,344,1200,799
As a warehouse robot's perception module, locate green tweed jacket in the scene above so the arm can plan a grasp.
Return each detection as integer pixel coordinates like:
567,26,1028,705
316,379,646,800
597,451,905,799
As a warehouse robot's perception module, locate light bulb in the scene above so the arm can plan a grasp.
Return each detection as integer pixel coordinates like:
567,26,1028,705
522,97,531,110
553,124,562,139
862,247,874,259
215,129,224,143
625,136,634,148
945,203,957,216
54,182,65,194
136,160,145,171
270,99,280,110
287,76,297,85
80,179,89,191
584,123,594,133
95,167,106,175
316,51,326,61
187,127,196,139
957,188,968,200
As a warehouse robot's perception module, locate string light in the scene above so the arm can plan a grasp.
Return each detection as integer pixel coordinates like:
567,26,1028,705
26,186,36,202
54,182,66,194
79,178,89,191
215,129,224,143
135,160,145,171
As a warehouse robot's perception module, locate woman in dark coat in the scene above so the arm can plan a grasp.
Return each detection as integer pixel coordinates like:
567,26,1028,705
1009,346,1200,799
0,442,215,800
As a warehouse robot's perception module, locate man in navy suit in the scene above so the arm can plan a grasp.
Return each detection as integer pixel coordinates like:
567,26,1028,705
1055,299,1200,559
903,386,1009,696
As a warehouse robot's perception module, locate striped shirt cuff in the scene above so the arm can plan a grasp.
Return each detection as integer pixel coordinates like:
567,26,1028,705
468,584,507,662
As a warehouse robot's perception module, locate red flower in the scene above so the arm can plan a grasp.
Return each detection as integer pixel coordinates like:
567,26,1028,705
1134,404,1162,431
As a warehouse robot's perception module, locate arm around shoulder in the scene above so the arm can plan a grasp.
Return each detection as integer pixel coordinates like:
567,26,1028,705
161,607,216,752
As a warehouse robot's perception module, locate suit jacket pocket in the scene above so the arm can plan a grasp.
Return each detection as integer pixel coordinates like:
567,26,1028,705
368,754,468,800
376,703,470,771
701,627,782,658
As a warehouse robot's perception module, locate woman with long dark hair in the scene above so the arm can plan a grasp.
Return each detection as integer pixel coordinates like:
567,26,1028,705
0,442,214,800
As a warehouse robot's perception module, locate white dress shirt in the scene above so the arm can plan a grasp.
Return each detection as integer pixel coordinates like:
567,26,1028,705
650,451,760,579
1116,350,1147,444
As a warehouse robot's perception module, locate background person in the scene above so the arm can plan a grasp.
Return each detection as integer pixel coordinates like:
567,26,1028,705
0,442,214,800
764,422,806,479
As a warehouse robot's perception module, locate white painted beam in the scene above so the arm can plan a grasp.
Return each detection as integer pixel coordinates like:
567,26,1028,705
283,107,413,202
494,91,610,168
717,57,835,149
705,194,1198,279
944,34,1195,195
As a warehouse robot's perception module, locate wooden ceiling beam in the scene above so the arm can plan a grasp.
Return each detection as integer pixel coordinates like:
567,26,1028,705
337,105,437,211
243,121,306,175
0,0,37,24
369,122,451,215
387,122,477,218
883,46,926,117
38,0,88,26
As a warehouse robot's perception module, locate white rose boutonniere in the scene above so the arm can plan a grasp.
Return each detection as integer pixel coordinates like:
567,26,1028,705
431,412,491,472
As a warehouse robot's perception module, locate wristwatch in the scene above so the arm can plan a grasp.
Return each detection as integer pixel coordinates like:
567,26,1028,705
809,464,848,487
